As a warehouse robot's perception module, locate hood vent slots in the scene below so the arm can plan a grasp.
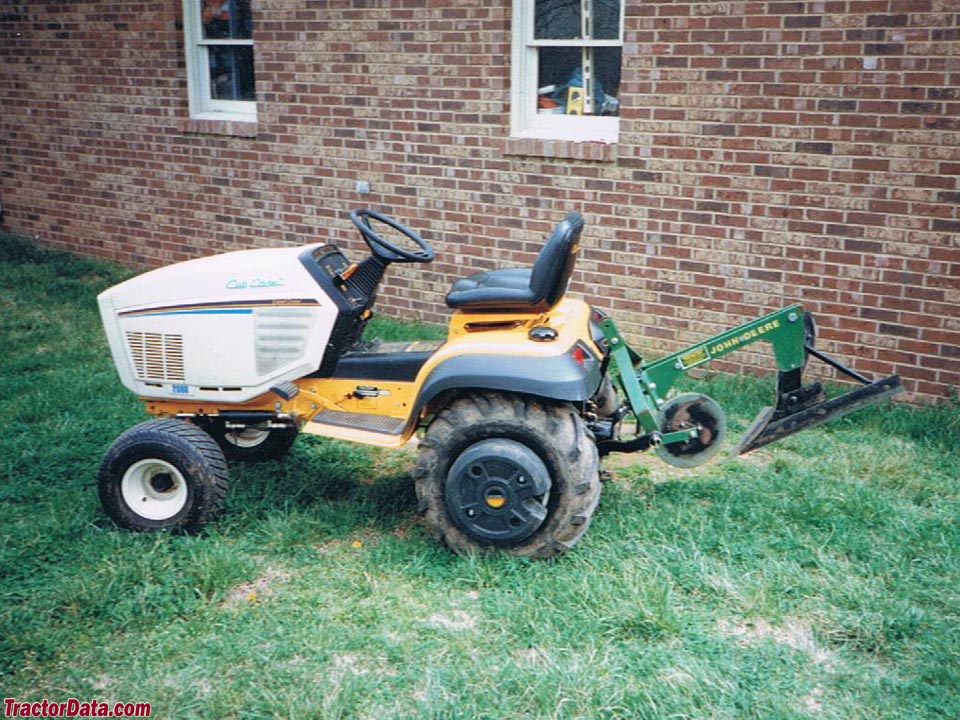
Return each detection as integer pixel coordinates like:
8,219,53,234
126,332,186,382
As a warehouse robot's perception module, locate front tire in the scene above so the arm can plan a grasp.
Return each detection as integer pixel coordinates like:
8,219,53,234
98,419,229,533
415,393,601,559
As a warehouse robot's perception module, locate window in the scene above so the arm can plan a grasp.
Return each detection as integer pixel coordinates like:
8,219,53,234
511,0,623,143
182,0,256,121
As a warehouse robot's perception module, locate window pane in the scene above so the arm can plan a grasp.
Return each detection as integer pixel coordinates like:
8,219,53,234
536,46,620,116
592,0,621,40
535,0,620,40
208,46,256,101
202,0,253,40
594,46,621,114
535,0,581,40
538,46,581,90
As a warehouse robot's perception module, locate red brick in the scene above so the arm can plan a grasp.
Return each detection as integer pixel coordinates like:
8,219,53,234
0,1,955,402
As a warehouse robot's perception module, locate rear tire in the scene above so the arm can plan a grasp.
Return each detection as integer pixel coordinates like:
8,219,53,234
415,393,601,559
98,419,229,533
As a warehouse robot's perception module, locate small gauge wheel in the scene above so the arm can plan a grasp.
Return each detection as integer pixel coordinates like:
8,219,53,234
654,393,727,469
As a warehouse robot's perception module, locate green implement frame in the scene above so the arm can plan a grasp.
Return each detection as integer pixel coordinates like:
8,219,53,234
598,304,902,460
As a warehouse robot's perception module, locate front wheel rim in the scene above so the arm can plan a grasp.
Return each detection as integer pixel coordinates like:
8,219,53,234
120,459,189,521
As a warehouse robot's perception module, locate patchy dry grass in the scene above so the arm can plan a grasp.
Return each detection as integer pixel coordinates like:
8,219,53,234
1,232,958,719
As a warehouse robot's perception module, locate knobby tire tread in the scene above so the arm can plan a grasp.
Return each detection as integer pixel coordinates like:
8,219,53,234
98,419,229,533
414,392,601,560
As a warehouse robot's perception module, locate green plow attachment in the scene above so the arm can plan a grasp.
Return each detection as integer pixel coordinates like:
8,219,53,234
599,304,903,464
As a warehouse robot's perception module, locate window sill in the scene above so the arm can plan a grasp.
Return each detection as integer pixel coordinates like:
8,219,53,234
177,117,258,138
503,136,618,162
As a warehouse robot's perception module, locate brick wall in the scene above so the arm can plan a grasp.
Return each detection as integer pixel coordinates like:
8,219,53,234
1,1,957,401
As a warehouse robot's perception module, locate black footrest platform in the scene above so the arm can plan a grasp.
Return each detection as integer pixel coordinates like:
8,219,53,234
312,409,407,436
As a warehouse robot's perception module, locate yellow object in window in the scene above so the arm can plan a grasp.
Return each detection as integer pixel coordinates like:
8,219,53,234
566,87,584,115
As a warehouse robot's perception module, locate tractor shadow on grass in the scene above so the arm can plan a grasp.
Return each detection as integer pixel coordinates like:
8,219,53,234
224,436,420,536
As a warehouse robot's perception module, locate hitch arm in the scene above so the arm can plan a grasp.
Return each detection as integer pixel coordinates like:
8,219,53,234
642,304,808,393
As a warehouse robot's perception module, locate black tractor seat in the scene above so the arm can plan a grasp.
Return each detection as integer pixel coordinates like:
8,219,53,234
445,212,585,313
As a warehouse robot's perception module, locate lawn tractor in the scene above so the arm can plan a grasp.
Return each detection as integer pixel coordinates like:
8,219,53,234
97,210,902,558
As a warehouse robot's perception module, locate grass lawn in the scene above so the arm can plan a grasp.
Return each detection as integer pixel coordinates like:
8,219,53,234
1,233,958,719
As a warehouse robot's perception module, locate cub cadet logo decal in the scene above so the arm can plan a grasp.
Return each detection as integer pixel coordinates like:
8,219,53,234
226,277,285,290
708,319,781,355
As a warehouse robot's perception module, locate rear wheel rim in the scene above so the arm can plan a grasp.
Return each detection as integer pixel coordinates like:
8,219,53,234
445,439,552,545
120,459,188,521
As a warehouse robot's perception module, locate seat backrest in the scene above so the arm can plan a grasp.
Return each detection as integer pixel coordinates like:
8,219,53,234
529,211,585,309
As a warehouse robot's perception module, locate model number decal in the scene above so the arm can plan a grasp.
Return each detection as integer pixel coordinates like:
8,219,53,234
678,346,710,369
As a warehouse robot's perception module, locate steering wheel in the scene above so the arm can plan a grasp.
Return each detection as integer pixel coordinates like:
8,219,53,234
350,209,435,264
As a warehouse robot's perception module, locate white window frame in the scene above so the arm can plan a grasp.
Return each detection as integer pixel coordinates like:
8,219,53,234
182,0,257,122
511,0,623,144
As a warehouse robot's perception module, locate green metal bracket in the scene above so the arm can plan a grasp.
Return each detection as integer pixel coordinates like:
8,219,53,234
599,317,663,433
660,427,703,445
